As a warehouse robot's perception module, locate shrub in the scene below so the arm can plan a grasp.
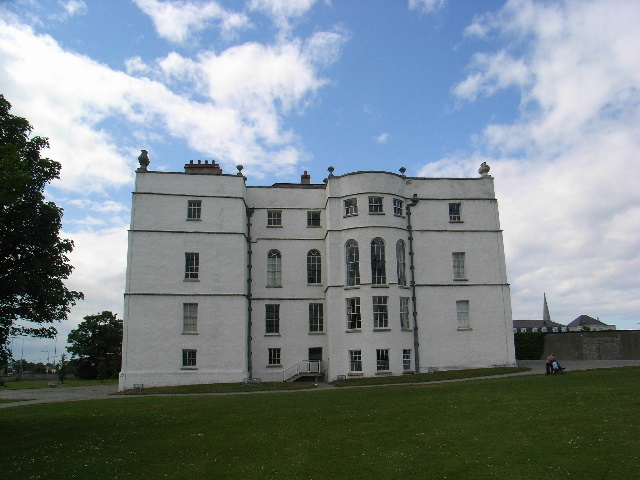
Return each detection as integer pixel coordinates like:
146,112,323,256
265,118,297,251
514,332,546,360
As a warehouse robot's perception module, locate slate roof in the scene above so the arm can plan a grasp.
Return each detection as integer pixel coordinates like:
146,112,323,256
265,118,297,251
567,315,608,327
513,320,565,329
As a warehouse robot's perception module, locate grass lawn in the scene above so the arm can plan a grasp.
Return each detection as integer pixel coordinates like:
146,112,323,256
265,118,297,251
1,378,118,390
1,367,638,479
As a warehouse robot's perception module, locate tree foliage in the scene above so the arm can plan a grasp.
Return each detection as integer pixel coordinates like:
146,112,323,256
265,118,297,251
67,311,123,379
0,95,83,365
514,332,547,360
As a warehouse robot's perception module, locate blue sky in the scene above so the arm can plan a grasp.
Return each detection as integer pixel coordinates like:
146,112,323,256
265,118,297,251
1,0,639,363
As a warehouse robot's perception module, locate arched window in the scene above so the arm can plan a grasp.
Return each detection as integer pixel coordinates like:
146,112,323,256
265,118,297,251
267,249,281,286
307,249,321,284
345,240,360,286
396,240,406,287
371,238,386,285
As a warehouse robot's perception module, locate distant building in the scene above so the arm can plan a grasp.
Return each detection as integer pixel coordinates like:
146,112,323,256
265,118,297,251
567,315,616,331
119,157,516,390
513,319,567,333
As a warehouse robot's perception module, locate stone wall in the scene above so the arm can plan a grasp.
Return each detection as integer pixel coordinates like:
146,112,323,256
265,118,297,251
542,330,640,360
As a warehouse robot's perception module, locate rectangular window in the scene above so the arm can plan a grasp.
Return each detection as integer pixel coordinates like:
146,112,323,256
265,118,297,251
183,303,198,333
369,196,384,213
309,303,324,333
268,348,281,365
373,296,388,329
187,200,202,220
182,349,197,367
307,210,321,227
400,297,410,329
266,304,280,334
453,252,466,280
344,198,358,216
456,300,470,329
349,350,362,372
449,203,461,222
403,349,412,371
376,349,390,371
393,198,403,216
267,210,282,226
346,297,361,330
185,253,199,279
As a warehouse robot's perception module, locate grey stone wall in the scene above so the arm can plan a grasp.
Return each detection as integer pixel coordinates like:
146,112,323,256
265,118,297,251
542,331,640,360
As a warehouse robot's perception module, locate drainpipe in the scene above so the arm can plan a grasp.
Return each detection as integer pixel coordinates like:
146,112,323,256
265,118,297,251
246,207,254,380
406,194,420,373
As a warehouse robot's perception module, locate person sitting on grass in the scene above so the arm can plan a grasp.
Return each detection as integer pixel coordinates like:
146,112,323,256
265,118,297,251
545,353,557,375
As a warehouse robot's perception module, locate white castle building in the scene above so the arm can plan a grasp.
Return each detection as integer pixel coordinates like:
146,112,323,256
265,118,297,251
118,154,515,390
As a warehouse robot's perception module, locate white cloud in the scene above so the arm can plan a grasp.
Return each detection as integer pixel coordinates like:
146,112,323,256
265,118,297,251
249,0,319,33
133,0,250,44
408,0,446,15
438,0,640,326
57,0,87,19
375,133,390,144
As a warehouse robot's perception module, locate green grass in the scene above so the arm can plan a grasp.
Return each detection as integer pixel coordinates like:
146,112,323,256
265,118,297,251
1,378,118,390
1,367,639,480
331,366,530,386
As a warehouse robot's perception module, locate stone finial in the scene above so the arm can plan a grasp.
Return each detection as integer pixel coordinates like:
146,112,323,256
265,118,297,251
137,150,150,172
328,166,335,178
399,167,406,177
478,162,490,177
236,165,244,176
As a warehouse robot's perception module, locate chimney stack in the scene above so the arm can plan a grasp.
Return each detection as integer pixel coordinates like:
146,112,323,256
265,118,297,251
301,171,311,184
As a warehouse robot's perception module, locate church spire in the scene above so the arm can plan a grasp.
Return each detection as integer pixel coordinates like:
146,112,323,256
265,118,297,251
543,293,551,322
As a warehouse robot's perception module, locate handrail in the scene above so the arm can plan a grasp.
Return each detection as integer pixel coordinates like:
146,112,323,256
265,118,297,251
282,360,323,382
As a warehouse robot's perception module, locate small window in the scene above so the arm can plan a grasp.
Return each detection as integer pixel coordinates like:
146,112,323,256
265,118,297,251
346,297,361,330
376,349,390,371
344,198,358,216
400,297,410,329
403,349,412,371
182,349,197,367
187,200,202,220
345,240,360,286
449,203,461,222
393,198,403,216
268,348,281,366
369,196,384,214
267,210,282,227
349,350,362,372
453,252,466,280
185,253,199,279
307,211,321,227
307,250,321,284
309,303,324,333
373,296,388,329
456,300,470,329
183,303,198,333
266,304,280,334
267,250,282,287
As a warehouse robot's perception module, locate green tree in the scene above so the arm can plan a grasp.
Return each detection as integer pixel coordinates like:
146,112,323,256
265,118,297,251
67,311,123,379
57,353,68,384
0,95,83,366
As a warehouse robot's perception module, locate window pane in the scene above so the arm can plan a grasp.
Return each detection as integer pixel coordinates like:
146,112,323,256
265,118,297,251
373,296,388,328
267,210,282,226
185,253,199,279
267,250,282,286
456,300,470,329
309,303,323,332
349,350,362,372
449,203,461,222
371,238,386,285
376,349,389,371
393,198,403,216
403,349,412,371
266,304,280,334
307,211,321,227
396,240,406,286
368,196,383,213
187,200,201,219
453,252,465,279
307,250,321,284
268,348,281,365
183,303,198,333
344,198,358,216
182,349,197,367
346,297,361,330
400,297,410,329
345,240,360,286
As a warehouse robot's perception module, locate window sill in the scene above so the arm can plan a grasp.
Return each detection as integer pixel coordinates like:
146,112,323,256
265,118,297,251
266,225,283,228
403,370,415,375
398,285,411,289
181,367,198,370
375,371,392,375
266,364,282,368
306,225,322,228
184,278,200,282
182,332,198,335
265,333,281,337
308,332,325,335
394,214,406,218
344,285,360,290
266,285,283,288
371,284,389,288
373,328,391,332
368,212,385,215
347,372,363,376
453,278,468,282
186,218,202,221
343,214,358,218
401,328,413,332
449,220,464,223
457,327,472,331
307,283,322,286
345,329,361,333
